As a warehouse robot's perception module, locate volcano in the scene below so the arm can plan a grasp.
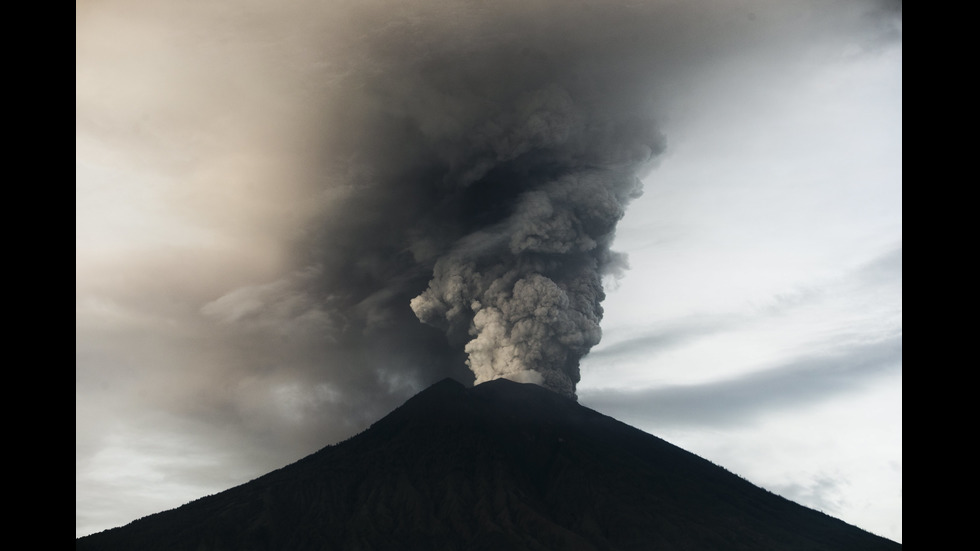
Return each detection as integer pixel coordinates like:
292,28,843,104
76,378,900,550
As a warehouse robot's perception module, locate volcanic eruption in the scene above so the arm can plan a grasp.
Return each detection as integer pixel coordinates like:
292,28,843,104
292,0,685,399
77,0,902,539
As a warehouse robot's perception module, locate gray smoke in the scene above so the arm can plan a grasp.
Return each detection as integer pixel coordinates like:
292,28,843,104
274,0,900,400
292,0,684,399
164,0,904,412
408,139,657,398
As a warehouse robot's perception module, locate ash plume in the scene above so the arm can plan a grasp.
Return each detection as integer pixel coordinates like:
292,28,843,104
295,0,678,399
274,0,897,400
408,142,656,398
183,0,900,408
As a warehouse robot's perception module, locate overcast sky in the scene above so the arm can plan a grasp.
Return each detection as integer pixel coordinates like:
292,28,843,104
77,0,901,543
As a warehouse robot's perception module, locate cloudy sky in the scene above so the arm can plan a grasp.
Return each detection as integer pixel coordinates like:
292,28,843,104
77,0,901,543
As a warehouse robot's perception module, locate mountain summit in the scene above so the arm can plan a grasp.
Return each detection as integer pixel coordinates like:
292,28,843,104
76,378,900,550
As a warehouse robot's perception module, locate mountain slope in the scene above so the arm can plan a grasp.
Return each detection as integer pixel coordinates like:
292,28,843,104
76,378,901,550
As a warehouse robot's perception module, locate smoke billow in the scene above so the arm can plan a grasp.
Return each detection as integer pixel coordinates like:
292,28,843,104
184,0,900,406
408,144,656,398
260,0,900,400
287,0,687,399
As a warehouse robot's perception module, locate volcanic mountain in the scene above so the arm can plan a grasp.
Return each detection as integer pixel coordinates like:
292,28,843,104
76,378,901,550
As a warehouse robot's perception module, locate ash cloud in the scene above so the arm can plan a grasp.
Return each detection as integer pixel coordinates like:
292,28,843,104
256,0,899,399
406,109,659,397
297,1,677,398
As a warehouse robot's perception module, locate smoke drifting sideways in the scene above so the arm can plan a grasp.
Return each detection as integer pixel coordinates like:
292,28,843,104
284,0,684,400
198,0,900,404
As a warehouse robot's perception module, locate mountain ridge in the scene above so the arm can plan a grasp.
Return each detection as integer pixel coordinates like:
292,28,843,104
77,378,901,550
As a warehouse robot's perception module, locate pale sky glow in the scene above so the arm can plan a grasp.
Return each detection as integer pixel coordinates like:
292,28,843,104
580,36,900,539
77,0,901,543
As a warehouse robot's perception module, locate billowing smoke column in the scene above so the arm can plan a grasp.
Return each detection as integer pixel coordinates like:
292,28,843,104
282,0,898,401
288,0,679,400
377,16,669,397
407,102,660,398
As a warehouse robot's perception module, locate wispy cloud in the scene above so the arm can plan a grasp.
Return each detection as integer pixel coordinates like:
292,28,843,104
580,334,901,427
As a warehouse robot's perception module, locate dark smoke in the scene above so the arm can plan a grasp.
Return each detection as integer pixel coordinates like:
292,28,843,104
291,1,681,399
205,0,899,404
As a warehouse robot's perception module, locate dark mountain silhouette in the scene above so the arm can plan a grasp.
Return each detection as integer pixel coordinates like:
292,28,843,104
76,378,901,550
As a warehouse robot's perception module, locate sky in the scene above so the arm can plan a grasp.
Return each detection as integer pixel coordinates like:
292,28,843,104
77,0,901,543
